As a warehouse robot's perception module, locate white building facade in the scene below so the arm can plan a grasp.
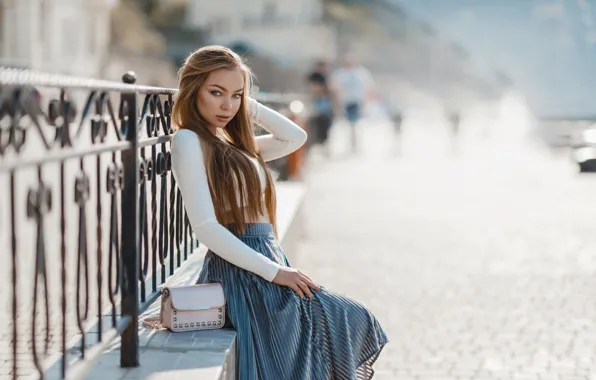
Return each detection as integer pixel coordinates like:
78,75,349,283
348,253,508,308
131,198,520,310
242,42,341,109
185,0,337,67
0,0,115,77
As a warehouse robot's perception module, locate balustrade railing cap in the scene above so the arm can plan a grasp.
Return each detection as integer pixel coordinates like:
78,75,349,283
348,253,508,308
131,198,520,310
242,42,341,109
0,67,178,95
0,67,303,103
253,92,304,104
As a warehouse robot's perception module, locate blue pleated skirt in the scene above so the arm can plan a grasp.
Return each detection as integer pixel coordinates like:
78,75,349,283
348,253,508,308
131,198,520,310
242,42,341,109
197,224,388,380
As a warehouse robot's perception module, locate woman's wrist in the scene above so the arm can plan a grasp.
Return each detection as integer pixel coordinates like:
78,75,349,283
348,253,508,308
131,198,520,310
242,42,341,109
263,260,282,282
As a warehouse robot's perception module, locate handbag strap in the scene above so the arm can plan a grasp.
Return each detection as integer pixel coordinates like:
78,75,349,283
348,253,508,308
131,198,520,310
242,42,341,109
141,316,166,330
141,287,167,330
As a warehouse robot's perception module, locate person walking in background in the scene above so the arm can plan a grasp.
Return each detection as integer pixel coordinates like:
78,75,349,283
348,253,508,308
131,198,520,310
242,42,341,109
312,59,332,79
391,104,404,156
170,46,388,379
448,110,461,155
331,54,375,153
306,60,336,157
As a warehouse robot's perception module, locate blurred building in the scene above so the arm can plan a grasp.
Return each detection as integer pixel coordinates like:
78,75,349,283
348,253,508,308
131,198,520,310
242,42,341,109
0,0,116,77
104,0,178,87
185,0,337,70
0,0,178,88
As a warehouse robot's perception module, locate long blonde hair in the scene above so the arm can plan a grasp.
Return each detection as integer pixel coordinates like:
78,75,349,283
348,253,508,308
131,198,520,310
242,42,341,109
172,45,277,236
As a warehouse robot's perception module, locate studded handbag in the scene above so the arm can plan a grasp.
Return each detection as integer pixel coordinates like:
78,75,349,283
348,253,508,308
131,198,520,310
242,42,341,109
142,283,226,332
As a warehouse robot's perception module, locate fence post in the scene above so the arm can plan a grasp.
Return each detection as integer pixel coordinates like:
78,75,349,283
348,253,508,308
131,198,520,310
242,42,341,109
120,72,140,367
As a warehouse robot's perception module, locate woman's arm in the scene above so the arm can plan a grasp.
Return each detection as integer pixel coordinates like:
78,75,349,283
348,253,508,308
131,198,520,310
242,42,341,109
248,98,308,162
170,129,281,281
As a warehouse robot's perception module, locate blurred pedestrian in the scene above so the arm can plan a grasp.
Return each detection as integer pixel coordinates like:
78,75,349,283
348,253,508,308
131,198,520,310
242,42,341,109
330,55,375,153
306,60,336,156
448,110,461,155
449,111,461,138
391,107,404,155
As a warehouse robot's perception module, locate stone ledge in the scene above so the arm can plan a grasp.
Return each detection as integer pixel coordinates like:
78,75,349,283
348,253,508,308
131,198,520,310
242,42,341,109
56,329,237,380
61,182,305,380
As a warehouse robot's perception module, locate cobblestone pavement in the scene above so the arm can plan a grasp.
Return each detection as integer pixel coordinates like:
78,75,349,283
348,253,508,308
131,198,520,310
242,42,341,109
297,122,596,380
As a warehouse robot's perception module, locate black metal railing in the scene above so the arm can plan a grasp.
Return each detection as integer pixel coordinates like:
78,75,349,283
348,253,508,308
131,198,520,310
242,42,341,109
0,68,186,379
0,67,302,380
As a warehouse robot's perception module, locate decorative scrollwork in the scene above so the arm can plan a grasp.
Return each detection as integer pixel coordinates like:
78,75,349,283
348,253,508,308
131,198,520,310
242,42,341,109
147,98,158,138
107,162,125,194
119,99,129,140
49,97,76,148
138,159,146,184
164,100,173,134
165,151,172,171
154,150,171,275
5,125,27,154
0,85,136,161
138,94,172,139
138,156,150,301
26,179,52,376
156,152,168,177
146,158,154,182
74,170,90,353
154,96,171,136
91,115,108,144
0,86,74,155
90,93,112,144
0,88,30,155
27,183,52,218
107,158,122,328
74,173,90,206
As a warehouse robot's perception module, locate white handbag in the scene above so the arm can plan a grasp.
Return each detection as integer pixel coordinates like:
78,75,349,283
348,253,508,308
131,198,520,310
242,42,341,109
142,283,226,332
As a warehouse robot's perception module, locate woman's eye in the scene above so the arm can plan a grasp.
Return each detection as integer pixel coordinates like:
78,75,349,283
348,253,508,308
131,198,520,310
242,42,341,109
233,94,243,99
210,91,221,96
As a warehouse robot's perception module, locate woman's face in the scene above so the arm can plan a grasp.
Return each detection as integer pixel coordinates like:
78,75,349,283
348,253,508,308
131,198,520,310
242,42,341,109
197,68,245,133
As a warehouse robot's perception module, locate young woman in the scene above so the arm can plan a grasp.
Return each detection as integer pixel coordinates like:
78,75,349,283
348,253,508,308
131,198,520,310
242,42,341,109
170,45,387,380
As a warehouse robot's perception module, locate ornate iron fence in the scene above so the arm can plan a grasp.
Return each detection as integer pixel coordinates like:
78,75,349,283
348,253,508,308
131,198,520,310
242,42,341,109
0,68,302,380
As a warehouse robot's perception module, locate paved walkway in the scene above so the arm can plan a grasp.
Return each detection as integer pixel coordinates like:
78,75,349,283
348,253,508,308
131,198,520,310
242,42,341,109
297,120,596,380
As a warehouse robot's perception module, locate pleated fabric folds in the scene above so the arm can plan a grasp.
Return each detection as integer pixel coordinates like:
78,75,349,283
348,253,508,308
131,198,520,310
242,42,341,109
197,223,388,380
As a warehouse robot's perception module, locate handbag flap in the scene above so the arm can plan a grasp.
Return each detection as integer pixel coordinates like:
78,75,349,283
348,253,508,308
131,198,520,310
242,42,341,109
166,283,225,311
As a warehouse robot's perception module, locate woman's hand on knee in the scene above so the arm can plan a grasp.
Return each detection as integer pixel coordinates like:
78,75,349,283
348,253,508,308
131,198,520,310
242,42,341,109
272,267,321,299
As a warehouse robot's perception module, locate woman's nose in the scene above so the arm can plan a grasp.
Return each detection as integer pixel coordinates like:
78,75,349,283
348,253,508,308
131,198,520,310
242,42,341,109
221,99,232,110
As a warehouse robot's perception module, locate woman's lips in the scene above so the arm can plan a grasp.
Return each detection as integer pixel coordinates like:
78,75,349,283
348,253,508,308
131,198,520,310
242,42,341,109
216,115,231,122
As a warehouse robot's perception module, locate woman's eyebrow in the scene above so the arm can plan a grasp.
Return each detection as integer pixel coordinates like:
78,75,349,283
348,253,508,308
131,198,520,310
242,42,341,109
209,84,244,93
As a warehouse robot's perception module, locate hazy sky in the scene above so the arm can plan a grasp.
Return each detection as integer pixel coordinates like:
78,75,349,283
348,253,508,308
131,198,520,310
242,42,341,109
389,0,596,117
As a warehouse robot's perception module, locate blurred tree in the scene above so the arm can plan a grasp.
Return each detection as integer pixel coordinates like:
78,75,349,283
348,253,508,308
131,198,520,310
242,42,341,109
111,0,167,56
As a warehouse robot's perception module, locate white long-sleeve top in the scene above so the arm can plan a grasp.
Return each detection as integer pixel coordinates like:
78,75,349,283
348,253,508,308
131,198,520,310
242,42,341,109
170,98,307,282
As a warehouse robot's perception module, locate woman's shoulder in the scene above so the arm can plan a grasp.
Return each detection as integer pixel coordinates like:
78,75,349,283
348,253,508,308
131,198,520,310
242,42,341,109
171,129,206,155
173,128,197,140
172,129,202,146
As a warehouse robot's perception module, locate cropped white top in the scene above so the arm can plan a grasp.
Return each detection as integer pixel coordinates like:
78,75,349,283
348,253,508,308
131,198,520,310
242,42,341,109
170,98,307,282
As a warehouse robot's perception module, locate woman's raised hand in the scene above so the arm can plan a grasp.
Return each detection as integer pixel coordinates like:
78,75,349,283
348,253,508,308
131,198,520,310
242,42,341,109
272,267,321,299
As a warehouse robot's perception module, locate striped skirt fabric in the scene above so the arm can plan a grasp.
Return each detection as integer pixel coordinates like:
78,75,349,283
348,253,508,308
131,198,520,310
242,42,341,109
197,223,388,379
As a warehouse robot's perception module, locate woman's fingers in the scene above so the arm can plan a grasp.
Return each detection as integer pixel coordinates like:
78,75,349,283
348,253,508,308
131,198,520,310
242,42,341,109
282,270,320,299
289,283,304,298
297,280,313,299
300,273,321,291
299,271,312,281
